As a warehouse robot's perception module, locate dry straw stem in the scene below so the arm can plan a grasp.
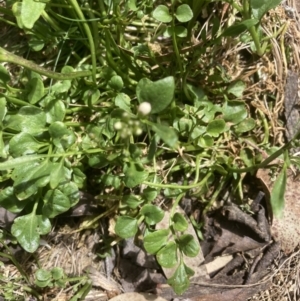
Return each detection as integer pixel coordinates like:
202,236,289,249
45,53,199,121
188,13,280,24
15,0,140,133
248,0,300,300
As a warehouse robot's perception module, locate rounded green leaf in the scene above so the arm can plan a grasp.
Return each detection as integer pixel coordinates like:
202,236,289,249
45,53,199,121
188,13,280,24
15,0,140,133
101,174,121,189
198,135,214,148
136,76,175,114
227,80,246,98
144,229,170,254
109,75,124,90
234,118,256,133
175,4,193,23
140,204,164,225
177,234,200,257
8,106,46,135
34,279,52,288
43,95,66,123
72,167,86,189
35,269,52,282
51,267,64,280
206,119,226,137
166,26,188,38
12,160,52,200
0,65,10,84
51,79,71,94
151,123,178,147
115,216,138,238
48,122,76,150
42,189,71,218
12,214,39,253
141,187,158,202
9,132,45,157
115,93,131,112
157,241,178,268
167,262,192,295
172,212,188,232
12,2,24,28
28,36,44,51
251,0,282,20
50,162,66,189
60,182,79,207
124,161,149,188
152,5,172,23
175,26,188,37
20,0,46,29
36,215,52,235
83,89,101,106
27,77,44,104
11,214,50,253
222,19,259,37
0,186,29,213
223,101,247,124
122,194,143,209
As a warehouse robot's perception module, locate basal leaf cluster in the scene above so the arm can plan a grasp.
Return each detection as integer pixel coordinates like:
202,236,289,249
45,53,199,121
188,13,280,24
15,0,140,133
0,0,287,295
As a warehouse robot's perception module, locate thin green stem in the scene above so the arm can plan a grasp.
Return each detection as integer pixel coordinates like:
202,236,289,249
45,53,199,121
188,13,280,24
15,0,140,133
171,192,185,218
241,0,264,56
248,26,264,56
0,47,93,80
104,29,137,86
203,174,230,213
41,10,62,32
228,136,295,173
68,0,97,82
144,169,211,190
259,109,269,144
171,12,183,78
1,94,36,107
0,251,30,283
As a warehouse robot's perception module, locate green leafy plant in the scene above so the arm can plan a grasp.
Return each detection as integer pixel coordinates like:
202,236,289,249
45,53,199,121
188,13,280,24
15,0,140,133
0,0,290,296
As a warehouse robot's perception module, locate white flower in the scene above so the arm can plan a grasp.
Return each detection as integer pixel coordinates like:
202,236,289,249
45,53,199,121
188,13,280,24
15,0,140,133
134,128,143,135
138,102,151,116
114,121,122,130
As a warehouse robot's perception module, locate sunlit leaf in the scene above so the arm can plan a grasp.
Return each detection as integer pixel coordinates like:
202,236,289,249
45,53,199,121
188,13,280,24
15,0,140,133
152,5,172,23
175,4,193,23
140,204,164,225
115,216,138,238
157,241,178,268
137,77,175,114
144,229,170,254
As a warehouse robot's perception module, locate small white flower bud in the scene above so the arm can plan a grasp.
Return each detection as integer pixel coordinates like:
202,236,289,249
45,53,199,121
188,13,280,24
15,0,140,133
114,121,122,130
134,128,143,135
138,102,151,116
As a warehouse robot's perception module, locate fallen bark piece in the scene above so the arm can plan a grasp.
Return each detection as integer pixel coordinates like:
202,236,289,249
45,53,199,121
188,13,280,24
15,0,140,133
221,204,270,241
189,285,270,301
254,242,280,273
205,218,265,262
284,70,300,142
109,292,168,301
205,254,233,275
157,279,271,301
